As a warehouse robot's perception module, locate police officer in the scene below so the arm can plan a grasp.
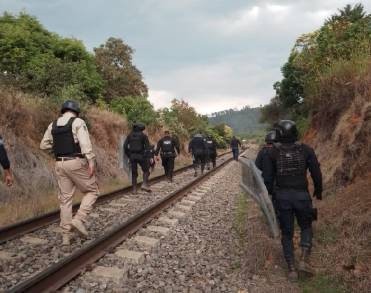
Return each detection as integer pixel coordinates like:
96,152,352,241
124,123,151,194
230,136,241,161
0,135,13,187
155,130,180,182
255,130,278,171
205,135,217,170
40,100,99,250
262,120,322,281
188,133,207,177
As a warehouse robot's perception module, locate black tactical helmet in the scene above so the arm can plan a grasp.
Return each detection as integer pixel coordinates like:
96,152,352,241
133,123,145,131
265,130,278,144
61,100,81,114
276,120,298,142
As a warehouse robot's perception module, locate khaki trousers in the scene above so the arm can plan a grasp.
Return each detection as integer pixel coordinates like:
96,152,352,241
55,158,99,234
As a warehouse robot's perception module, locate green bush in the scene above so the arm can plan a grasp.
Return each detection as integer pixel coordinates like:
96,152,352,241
0,12,103,101
110,96,157,126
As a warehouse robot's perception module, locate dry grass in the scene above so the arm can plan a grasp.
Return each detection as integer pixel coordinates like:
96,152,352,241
311,174,371,293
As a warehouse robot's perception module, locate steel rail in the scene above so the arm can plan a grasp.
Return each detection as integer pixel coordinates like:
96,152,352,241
0,151,231,243
7,155,233,293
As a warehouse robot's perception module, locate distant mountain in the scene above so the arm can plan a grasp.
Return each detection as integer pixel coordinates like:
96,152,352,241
208,107,267,135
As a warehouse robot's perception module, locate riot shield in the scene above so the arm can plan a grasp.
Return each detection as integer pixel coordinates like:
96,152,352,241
239,156,280,239
119,135,132,181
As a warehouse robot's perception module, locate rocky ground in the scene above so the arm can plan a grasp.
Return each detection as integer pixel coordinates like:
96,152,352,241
64,152,298,293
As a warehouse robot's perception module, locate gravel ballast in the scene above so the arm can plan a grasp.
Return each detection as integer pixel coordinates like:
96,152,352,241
64,154,299,293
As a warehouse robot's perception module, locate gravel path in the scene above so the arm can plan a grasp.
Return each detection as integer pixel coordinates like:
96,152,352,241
63,152,299,293
0,155,230,291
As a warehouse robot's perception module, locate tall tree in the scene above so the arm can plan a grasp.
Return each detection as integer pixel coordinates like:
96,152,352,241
94,37,148,102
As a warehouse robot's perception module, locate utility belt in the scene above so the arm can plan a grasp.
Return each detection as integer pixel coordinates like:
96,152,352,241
161,151,176,157
56,154,84,161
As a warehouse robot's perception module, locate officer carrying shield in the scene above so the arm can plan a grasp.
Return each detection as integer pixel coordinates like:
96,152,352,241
0,135,13,187
188,133,207,177
155,130,180,182
262,120,322,281
124,123,151,194
40,100,99,250
205,135,217,170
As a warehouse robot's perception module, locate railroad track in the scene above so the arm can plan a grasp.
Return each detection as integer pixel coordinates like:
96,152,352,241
0,153,233,292
0,152,231,244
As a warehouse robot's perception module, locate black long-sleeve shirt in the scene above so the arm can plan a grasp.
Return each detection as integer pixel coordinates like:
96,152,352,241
0,135,10,170
230,138,241,149
188,136,207,155
124,131,150,158
155,136,180,156
262,143,322,196
255,145,273,170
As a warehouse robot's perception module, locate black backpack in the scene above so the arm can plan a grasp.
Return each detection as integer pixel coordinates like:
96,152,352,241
129,132,144,153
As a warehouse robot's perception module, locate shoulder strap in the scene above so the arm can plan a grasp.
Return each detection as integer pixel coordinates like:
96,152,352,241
52,120,58,130
67,117,76,127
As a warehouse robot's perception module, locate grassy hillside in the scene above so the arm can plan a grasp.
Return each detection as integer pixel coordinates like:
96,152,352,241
208,107,267,136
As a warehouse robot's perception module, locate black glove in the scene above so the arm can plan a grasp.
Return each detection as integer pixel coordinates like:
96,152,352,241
313,191,322,200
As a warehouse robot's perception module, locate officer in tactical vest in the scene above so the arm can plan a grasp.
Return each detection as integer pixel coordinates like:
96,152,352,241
188,133,207,177
255,130,278,171
40,100,99,250
230,136,241,161
205,135,217,170
0,135,13,187
124,123,151,193
155,130,180,182
262,120,322,281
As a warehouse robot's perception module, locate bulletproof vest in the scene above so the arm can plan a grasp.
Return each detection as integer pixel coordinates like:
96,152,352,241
274,143,308,190
206,140,213,149
161,138,174,153
51,117,81,157
128,132,144,153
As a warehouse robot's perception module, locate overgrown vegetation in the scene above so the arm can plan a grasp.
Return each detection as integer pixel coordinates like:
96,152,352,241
0,12,232,145
261,3,371,131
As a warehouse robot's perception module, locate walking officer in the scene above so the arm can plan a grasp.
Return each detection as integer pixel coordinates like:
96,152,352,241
205,135,217,170
230,136,241,161
155,130,180,182
261,120,322,281
255,130,278,171
0,135,13,187
40,100,99,250
124,123,151,194
188,133,207,177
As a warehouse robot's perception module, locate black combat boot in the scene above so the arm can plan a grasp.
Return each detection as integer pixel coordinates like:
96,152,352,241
287,261,298,282
141,172,152,192
298,247,314,278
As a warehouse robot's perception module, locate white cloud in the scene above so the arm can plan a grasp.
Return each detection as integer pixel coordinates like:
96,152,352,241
148,89,175,110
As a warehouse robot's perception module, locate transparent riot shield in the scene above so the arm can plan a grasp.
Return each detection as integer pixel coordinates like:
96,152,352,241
239,156,280,238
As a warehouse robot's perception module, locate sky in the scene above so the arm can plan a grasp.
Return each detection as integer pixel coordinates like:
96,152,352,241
1,0,370,114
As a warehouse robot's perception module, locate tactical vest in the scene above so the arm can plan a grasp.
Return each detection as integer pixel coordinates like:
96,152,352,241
51,117,81,158
274,143,308,190
162,139,173,153
128,132,144,153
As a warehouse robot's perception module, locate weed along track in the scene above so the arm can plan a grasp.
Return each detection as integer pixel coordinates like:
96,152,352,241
0,154,232,292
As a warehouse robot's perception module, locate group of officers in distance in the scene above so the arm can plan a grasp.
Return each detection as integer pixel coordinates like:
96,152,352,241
0,100,228,251
255,120,323,282
0,99,319,282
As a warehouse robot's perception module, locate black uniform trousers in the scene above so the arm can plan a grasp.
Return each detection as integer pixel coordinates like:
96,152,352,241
276,190,313,264
193,153,206,171
130,155,150,179
208,152,216,168
232,148,239,160
161,156,175,179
